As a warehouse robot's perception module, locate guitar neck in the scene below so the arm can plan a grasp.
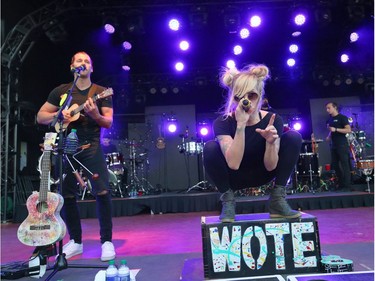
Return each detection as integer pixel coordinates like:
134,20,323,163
70,94,100,117
39,151,51,202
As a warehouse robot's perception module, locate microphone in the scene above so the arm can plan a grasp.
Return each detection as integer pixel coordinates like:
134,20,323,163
70,65,86,73
242,98,251,112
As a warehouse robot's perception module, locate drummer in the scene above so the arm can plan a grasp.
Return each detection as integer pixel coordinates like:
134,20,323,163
101,136,118,154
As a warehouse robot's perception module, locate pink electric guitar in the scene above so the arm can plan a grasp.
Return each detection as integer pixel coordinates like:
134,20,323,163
17,132,66,246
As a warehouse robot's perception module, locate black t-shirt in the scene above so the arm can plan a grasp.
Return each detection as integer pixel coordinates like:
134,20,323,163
47,83,113,143
326,113,349,147
213,112,283,169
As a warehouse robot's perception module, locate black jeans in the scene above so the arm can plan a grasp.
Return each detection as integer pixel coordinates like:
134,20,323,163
330,144,351,189
61,143,113,244
203,130,302,193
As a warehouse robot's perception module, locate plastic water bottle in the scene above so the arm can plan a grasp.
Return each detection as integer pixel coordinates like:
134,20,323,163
117,259,130,281
105,260,118,281
64,128,79,155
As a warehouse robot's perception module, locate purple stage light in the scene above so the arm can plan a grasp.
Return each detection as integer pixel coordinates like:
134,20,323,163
250,15,261,27
168,123,177,133
239,28,250,39
293,122,302,131
341,53,349,63
169,19,180,31
104,24,115,34
179,40,189,51
294,14,306,26
166,116,178,134
350,32,359,43
197,121,210,137
289,44,299,53
233,45,243,55
287,58,296,67
175,62,184,71
226,60,235,69
122,41,132,50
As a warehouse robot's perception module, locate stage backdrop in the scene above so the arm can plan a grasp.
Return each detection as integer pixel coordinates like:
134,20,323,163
309,96,374,170
141,104,201,192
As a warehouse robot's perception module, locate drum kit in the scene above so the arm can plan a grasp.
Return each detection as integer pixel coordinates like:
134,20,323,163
77,139,154,200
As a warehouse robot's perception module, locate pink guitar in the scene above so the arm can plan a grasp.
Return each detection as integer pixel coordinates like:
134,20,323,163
17,133,66,246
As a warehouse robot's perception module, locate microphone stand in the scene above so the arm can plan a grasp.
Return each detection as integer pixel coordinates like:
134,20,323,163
40,71,106,280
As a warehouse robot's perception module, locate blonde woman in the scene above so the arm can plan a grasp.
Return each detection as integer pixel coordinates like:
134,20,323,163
203,64,302,222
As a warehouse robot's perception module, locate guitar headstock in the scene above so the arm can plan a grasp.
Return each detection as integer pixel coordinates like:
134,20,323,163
43,132,57,151
96,88,113,100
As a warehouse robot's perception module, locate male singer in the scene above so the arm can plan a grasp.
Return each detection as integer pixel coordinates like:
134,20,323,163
37,51,116,261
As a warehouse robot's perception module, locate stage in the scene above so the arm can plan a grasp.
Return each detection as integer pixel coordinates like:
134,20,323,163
13,184,374,222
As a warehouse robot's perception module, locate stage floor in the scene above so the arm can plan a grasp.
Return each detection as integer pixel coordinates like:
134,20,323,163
1,208,374,281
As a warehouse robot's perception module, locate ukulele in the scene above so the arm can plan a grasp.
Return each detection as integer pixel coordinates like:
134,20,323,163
55,88,113,132
17,132,67,246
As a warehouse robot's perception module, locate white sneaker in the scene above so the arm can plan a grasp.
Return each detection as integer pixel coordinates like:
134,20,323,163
101,241,116,262
62,239,83,259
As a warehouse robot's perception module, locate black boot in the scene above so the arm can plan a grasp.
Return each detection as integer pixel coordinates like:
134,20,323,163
269,185,301,218
219,189,236,223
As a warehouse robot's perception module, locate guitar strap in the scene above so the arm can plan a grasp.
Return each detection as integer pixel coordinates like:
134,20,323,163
87,83,98,99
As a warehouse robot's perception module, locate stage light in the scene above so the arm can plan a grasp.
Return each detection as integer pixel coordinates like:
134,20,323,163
239,28,250,39
233,45,243,55
179,40,190,51
103,15,117,34
294,14,306,26
226,60,235,69
249,15,261,27
345,76,353,85
149,87,157,94
122,41,132,50
175,62,184,71
289,44,299,53
161,87,168,94
197,121,210,137
333,75,342,86
104,24,115,34
341,53,349,63
350,32,359,42
290,117,302,131
169,19,180,31
166,116,178,133
287,58,296,67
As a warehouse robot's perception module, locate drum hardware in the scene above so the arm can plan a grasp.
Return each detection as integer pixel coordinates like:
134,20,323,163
126,141,155,197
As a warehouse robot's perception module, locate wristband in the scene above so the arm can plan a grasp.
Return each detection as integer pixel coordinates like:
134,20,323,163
335,128,337,132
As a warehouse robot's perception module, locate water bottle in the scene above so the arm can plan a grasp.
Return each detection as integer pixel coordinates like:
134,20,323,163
65,128,79,155
117,259,130,281
105,260,118,281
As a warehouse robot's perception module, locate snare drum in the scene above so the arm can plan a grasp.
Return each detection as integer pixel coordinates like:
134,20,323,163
184,142,203,155
297,153,319,175
356,160,374,169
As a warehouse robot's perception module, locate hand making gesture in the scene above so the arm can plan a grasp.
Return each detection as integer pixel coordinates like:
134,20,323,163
255,113,279,144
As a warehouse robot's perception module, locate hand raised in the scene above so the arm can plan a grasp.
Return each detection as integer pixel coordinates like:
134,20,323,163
255,114,279,144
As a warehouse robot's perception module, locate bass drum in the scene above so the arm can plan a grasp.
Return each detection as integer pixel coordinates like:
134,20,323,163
297,153,319,175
